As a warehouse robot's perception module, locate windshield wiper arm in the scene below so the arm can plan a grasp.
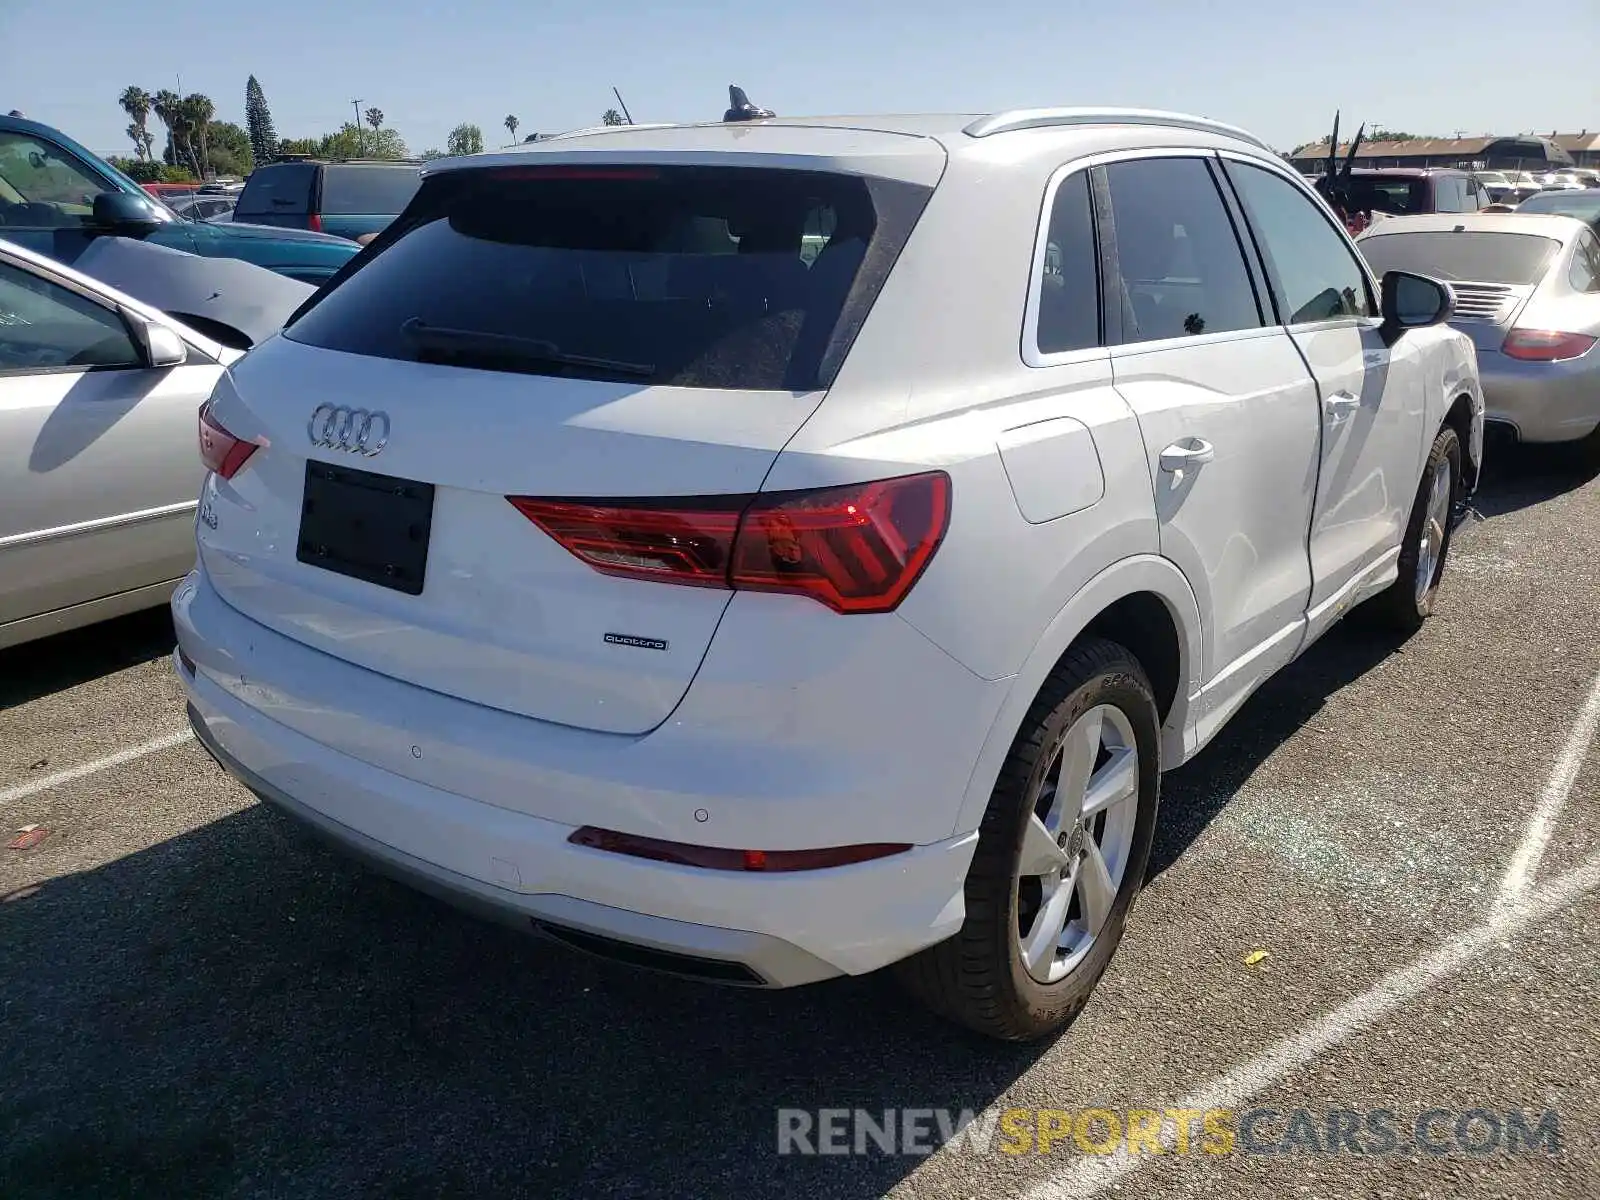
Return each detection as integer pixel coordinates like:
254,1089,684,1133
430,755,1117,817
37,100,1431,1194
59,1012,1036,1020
400,319,655,377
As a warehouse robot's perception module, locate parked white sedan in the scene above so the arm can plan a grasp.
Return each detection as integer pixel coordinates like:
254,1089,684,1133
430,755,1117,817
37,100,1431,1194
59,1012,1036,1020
0,239,241,649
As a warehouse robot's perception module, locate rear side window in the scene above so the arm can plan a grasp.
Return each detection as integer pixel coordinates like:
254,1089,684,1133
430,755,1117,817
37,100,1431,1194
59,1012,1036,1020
1034,170,1100,355
320,165,421,215
286,166,932,391
1346,177,1431,216
1104,157,1263,343
236,163,316,216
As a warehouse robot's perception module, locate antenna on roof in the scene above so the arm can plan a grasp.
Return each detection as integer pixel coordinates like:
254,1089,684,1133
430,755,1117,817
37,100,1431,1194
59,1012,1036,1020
724,85,774,122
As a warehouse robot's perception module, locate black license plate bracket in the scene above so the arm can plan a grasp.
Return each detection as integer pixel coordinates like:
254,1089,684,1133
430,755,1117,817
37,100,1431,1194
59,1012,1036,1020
296,460,434,595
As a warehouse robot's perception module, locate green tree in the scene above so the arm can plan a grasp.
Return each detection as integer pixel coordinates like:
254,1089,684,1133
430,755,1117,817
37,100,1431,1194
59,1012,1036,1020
276,137,317,157
601,108,625,127
365,107,384,133
108,157,195,184
245,76,278,166
446,123,484,156
152,89,182,166
317,123,409,160
184,94,215,176
118,86,154,159
418,147,445,161
504,114,519,144
206,121,254,178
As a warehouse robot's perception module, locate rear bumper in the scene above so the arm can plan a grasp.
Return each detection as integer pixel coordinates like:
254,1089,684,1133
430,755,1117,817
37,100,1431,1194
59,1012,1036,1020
173,569,988,985
1478,349,1600,443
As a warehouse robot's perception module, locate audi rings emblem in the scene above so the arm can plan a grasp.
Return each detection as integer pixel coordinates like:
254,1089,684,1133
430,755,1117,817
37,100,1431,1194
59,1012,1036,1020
308,404,390,456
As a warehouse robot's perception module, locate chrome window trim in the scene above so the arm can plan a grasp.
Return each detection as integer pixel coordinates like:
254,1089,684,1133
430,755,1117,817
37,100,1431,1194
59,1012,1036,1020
1024,146,1281,368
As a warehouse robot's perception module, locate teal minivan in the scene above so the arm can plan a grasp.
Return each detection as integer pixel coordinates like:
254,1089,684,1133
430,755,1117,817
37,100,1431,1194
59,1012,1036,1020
231,159,421,243
0,113,362,284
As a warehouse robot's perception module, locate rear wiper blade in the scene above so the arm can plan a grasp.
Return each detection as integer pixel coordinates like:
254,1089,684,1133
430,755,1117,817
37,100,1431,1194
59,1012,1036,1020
399,319,655,377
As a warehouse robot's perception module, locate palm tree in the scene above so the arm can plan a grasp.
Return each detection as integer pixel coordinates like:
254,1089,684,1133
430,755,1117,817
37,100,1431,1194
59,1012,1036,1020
152,89,182,167
365,107,384,132
182,93,215,177
601,108,625,127
118,86,153,160
504,114,519,144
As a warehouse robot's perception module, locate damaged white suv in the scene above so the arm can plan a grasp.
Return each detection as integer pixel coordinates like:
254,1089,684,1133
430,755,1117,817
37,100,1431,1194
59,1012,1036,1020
176,105,1483,1040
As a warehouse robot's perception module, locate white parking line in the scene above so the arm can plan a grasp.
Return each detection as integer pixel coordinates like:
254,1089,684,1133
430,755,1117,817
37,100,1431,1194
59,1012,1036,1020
1023,848,1600,1199
1499,664,1600,904
0,729,194,808
1019,661,1600,1199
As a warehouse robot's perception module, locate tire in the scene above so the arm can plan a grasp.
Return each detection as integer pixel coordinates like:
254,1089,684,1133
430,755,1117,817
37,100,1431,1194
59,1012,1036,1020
895,637,1161,1041
1372,425,1461,634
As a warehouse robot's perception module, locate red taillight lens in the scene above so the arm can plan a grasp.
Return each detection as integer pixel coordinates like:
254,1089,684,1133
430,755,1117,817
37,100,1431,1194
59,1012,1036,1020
306,212,323,233
198,402,256,479
508,471,950,614
506,496,744,587
732,474,951,613
1501,329,1597,361
568,826,912,872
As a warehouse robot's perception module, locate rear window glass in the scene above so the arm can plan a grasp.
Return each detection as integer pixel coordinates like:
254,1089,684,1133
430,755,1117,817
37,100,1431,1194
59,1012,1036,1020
1516,192,1600,224
1346,177,1431,216
1358,231,1560,284
236,164,315,216
285,166,930,390
321,165,421,215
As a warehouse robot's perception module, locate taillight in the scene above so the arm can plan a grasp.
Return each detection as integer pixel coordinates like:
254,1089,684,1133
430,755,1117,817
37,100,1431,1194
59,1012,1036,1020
508,471,951,614
1501,329,1597,361
306,212,323,233
198,401,256,479
569,826,912,872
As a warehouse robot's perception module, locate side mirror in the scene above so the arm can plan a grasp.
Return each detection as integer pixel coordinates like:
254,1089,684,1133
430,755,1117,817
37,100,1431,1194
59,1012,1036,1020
91,191,163,237
1380,270,1453,337
127,314,188,367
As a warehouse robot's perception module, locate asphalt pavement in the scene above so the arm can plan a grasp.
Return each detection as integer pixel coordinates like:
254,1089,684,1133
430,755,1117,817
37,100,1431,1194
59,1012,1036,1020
2,442,1598,1200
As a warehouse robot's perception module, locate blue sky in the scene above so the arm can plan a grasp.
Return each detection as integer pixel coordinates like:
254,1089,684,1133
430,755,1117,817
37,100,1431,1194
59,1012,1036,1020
4,0,1595,160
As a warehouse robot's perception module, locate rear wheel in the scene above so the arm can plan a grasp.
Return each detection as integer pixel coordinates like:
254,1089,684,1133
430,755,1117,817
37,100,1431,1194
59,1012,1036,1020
1373,425,1460,634
895,638,1160,1041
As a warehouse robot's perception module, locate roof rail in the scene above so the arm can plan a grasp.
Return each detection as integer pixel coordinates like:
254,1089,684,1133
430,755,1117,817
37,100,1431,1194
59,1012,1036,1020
538,122,679,141
964,107,1274,152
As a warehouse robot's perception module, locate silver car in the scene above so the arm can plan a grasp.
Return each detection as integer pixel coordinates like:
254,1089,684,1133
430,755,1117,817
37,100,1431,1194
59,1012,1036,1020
0,238,240,649
1357,213,1600,446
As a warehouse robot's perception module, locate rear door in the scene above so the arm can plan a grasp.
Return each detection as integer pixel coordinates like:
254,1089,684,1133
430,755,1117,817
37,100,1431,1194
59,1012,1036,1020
1099,153,1321,733
233,162,317,230
0,253,220,632
1222,156,1426,638
316,165,421,240
199,153,940,735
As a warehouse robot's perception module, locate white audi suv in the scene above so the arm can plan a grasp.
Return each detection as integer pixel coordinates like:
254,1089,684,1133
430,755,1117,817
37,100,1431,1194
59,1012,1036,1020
175,107,1484,1039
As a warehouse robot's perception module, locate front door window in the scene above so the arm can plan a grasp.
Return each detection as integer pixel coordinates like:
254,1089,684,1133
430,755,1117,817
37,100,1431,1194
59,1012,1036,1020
0,132,110,230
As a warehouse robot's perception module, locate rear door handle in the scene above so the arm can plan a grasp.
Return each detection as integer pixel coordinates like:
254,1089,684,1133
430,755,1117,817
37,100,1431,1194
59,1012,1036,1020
1324,390,1361,419
1159,438,1216,473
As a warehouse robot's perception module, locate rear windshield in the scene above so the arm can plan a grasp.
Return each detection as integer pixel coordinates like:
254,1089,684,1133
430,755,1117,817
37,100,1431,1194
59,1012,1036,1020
1346,177,1431,216
285,165,930,390
1357,231,1561,284
236,163,315,216
1516,192,1600,223
321,165,421,215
